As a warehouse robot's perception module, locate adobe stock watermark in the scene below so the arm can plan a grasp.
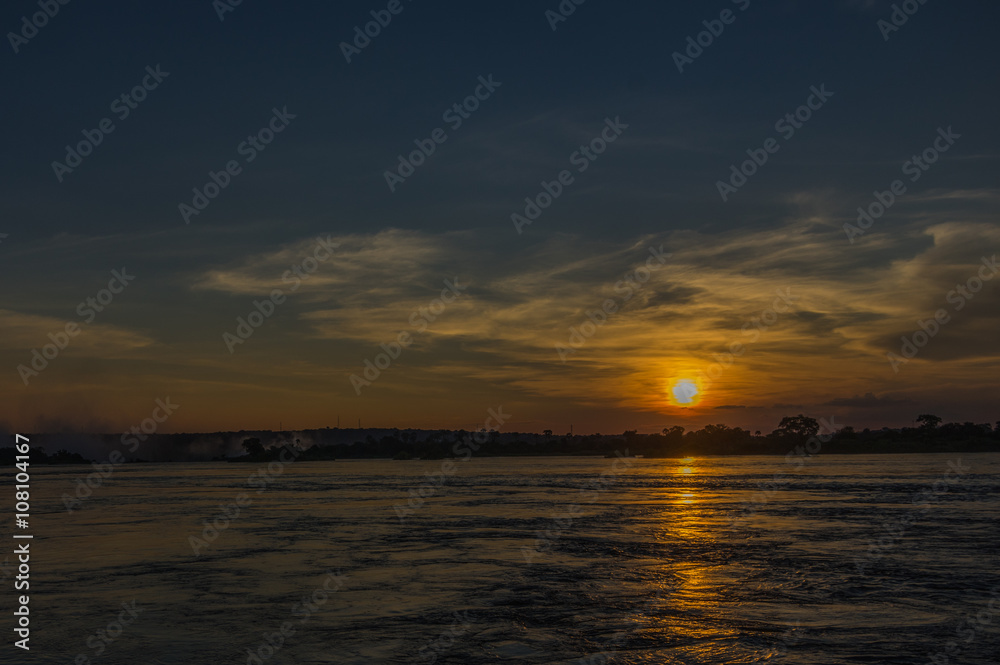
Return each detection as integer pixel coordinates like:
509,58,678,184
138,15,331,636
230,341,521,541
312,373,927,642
924,586,1000,665
7,0,72,54
409,611,475,664
339,0,415,63
511,116,628,234
556,245,671,362
178,106,296,224
878,0,931,42
545,0,588,31
72,600,143,664
717,84,834,201
223,236,338,353
51,65,170,183
886,255,996,373
843,126,960,243
244,571,348,665
213,0,245,21
189,445,303,555
350,277,467,395
62,398,180,512
853,458,971,575
694,287,798,393
384,75,502,192
16,268,135,385
729,415,839,530
672,0,752,73
393,406,510,521
579,590,681,664
521,450,635,564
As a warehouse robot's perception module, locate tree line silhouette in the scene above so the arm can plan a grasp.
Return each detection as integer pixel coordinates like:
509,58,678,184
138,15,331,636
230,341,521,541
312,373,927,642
4,414,997,464
232,413,1000,461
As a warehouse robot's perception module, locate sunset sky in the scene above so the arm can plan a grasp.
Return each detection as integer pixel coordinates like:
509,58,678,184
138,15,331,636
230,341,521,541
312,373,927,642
2,1,998,435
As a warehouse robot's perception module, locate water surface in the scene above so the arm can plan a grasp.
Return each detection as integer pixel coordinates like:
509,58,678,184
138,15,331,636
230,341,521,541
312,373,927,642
16,454,1000,664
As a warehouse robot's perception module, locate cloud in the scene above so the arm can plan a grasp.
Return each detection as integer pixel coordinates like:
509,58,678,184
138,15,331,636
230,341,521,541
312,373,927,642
180,214,1000,418
5,190,996,432
193,229,457,298
822,392,915,407
0,309,155,354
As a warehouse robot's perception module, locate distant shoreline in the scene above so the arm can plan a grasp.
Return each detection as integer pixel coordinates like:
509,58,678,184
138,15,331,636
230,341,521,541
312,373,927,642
6,416,998,464
9,448,1000,466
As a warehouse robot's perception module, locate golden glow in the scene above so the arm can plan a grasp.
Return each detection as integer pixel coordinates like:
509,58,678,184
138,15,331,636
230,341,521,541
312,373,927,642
677,457,696,477
657,459,707,540
7,222,1000,434
667,378,703,407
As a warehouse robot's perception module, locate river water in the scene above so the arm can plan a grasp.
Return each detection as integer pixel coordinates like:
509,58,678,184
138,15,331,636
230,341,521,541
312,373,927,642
14,454,1000,664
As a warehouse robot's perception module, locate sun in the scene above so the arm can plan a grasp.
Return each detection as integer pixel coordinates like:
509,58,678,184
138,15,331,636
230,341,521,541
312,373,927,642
667,378,702,407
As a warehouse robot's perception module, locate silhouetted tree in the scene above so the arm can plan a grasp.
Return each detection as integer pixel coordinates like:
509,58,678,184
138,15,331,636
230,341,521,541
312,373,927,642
242,437,264,457
916,414,942,430
773,415,819,440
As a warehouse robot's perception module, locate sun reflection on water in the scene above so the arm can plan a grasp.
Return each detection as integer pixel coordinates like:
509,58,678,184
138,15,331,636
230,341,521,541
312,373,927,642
646,457,746,656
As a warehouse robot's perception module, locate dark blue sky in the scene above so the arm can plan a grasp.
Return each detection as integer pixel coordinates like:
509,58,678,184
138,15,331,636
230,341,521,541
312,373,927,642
2,0,998,433
4,0,997,238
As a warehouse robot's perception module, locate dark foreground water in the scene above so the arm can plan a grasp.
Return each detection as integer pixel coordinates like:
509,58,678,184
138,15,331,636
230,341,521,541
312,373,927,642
11,454,1000,664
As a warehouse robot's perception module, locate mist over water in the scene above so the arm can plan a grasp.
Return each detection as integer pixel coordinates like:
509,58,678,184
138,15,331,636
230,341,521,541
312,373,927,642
19,454,1000,664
